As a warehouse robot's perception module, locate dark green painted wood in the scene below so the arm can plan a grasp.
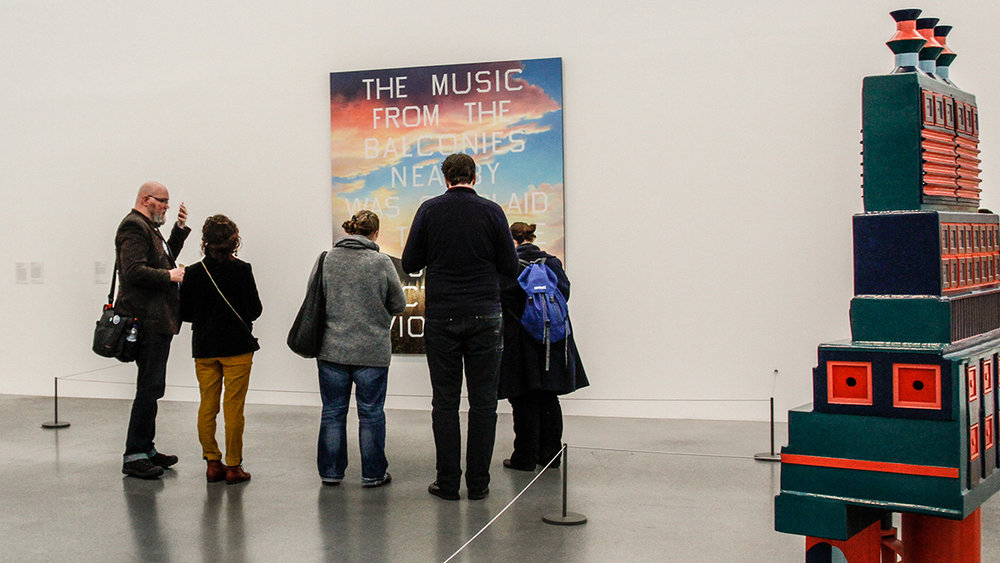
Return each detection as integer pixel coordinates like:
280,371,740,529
862,74,923,211
862,73,978,212
850,296,952,343
785,406,960,466
774,493,885,540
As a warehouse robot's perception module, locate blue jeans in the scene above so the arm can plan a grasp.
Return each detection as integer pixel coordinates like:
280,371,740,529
424,313,503,492
124,332,173,461
316,361,389,483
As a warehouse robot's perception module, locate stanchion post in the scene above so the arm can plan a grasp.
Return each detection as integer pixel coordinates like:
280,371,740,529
42,377,70,429
754,397,780,462
543,444,586,526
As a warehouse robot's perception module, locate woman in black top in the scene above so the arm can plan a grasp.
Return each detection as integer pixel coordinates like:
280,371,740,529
180,215,262,484
498,222,588,471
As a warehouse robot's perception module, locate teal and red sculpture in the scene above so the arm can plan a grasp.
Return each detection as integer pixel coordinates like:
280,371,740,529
775,8,997,563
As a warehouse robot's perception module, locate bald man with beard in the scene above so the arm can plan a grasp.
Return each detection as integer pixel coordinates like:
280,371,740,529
116,181,191,479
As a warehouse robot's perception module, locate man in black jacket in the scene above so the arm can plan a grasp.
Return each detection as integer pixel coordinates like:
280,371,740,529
116,181,190,479
401,153,518,500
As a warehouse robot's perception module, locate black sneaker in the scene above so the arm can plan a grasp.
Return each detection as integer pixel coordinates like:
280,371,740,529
122,458,164,479
149,452,178,469
468,486,489,500
427,481,460,501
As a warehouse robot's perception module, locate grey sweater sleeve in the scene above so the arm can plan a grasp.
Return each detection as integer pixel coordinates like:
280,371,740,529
384,257,407,315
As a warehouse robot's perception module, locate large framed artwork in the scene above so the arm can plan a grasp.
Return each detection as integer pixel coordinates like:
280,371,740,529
330,57,565,353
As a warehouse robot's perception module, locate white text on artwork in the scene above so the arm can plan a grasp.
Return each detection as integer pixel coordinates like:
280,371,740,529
506,191,548,214
391,162,499,188
431,69,523,96
343,197,400,218
390,314,425,337
363,76,407,99
464,100,511,123
365,132,524,159
371,105,440,129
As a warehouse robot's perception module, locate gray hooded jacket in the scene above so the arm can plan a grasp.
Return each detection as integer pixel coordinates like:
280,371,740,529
316,235,407,367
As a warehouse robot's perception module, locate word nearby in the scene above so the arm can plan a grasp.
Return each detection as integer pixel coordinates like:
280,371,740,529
391,162,500,188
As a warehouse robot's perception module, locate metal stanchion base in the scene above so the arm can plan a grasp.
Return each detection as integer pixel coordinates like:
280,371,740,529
42,421,70,429
543,512,587,526
754,452,780,462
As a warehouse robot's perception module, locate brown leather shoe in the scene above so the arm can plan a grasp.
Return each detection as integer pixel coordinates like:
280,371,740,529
206,460,227,483
226,464,251,485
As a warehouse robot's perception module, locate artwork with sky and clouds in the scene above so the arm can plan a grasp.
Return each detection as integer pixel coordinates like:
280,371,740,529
330,57,565,353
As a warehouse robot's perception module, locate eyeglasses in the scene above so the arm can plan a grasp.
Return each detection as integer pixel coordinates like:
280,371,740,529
146,195,169,205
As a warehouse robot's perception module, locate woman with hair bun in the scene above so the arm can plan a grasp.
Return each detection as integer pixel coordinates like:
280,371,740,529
180,214,262,484
498,222,588,471
311,210,406,487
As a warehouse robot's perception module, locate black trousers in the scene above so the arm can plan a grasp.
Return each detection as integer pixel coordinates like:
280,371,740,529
509,390,563,467
424,314,503,492
124,332,172,458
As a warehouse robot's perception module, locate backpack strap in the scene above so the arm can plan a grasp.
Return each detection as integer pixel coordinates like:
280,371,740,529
517,257,546,269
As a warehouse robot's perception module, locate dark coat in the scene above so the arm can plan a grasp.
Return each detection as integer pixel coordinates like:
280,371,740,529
401,187,518,318
180,256,262,359
497,244,589,399
114,210,190,335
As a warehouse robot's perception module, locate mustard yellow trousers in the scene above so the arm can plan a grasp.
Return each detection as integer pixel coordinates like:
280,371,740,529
194,353,253,467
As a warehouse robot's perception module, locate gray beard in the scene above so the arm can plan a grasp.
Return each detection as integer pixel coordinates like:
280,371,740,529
150,211,166,227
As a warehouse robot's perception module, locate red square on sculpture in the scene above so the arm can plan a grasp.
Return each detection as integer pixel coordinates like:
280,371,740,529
923,91,935,125
893,364,942,410
985,362,994,395
828,362,873,405
986,416,995,451
969,365,980,402
971,424,981,461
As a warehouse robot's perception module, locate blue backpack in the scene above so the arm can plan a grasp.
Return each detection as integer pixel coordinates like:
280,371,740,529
518,258,570,370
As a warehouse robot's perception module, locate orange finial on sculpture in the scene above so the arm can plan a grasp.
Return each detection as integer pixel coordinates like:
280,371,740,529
887,9,926,74
935,25,957,85
916,18,944,78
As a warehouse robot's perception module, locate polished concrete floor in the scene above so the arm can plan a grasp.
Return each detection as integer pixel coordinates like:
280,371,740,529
2,394,999,562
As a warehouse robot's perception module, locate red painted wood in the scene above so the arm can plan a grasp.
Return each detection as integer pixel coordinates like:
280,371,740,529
901,509,981,563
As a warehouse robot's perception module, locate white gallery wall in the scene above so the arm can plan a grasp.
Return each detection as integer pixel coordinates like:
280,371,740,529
2,0,998,421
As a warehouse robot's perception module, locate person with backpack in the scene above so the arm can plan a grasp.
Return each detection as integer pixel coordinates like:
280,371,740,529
498,222,588,472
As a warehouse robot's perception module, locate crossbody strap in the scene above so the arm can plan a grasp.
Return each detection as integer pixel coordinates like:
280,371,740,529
107,257,118,306
200,261,253,335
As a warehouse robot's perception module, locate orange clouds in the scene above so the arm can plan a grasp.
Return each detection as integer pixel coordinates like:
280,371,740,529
331,69,560,180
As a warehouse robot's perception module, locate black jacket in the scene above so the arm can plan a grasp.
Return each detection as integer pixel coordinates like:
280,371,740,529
401,187,518,318
497,244,589,399
114,210,190,335
180,256,262,358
